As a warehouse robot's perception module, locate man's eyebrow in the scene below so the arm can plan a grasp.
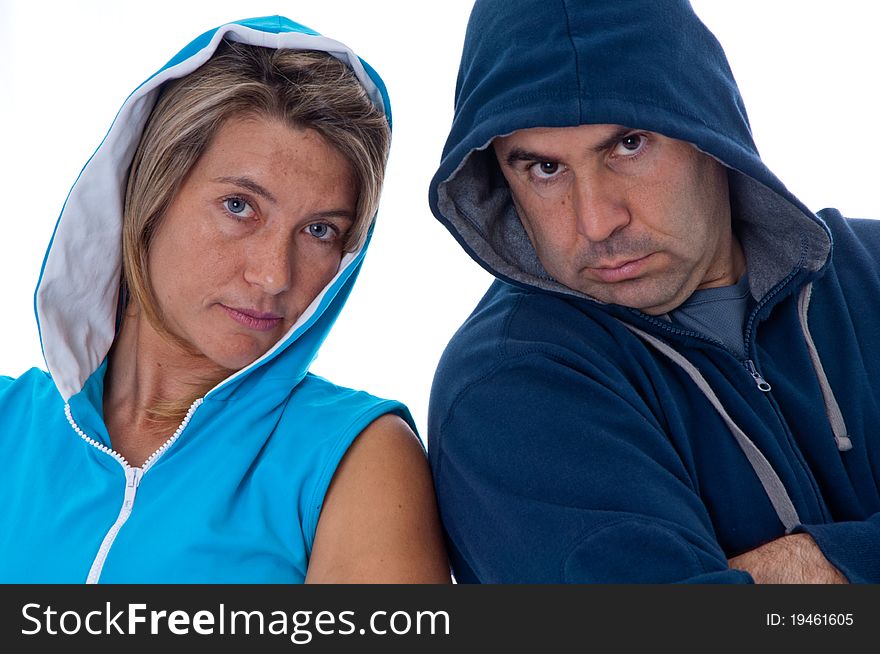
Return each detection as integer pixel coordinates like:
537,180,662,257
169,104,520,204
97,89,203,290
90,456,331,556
503,127,636,167
504,148,547,167
591,126,636,152
213,176,277,204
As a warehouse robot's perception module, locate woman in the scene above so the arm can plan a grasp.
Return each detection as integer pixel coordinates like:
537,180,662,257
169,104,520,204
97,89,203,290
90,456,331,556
0,16,449,583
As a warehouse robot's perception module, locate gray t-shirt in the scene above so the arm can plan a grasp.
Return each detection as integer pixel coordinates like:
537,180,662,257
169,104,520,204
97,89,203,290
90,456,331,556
667,274,752,359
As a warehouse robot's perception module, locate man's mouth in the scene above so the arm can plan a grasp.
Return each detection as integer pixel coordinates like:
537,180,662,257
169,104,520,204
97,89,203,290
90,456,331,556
586,253,655,283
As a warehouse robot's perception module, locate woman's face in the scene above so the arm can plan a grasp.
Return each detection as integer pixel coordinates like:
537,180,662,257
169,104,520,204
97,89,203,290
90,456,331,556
147,114,358,371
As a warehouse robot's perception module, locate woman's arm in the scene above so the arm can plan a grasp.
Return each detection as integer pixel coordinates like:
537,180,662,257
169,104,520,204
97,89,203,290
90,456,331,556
305,414,451,583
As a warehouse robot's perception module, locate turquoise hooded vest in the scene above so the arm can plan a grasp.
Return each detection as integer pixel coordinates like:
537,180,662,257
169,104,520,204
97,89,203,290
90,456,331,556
0,16,410,583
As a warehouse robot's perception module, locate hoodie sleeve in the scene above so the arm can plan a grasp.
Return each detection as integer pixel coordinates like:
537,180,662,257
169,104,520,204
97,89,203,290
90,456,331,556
793,518,880,583
429,350,753,584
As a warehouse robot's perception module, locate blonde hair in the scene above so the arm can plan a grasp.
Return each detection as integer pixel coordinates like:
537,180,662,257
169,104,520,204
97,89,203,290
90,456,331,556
121,41,390,423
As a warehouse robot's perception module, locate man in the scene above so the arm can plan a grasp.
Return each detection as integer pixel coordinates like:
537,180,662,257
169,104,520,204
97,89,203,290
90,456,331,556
427,0,880,583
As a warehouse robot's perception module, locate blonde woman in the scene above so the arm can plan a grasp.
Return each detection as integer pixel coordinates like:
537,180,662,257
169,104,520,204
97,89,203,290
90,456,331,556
0,16,449,583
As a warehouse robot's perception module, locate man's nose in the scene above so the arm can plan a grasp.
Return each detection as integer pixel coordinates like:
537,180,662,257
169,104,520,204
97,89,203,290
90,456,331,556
572,176,630,243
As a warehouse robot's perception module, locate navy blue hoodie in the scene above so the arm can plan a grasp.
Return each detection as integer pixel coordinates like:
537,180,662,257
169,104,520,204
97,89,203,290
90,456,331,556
428,0,880,583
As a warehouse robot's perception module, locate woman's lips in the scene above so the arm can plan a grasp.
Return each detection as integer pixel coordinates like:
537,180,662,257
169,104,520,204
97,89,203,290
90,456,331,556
587,253,655,283
222,305,282,332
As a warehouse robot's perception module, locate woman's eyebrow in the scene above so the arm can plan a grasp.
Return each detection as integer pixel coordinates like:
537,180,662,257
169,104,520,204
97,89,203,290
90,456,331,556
310,209,356,223
213,176,277,204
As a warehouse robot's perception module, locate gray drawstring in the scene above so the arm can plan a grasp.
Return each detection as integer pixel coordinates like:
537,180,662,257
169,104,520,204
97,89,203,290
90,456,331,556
797,283,853,451
621,322,801,533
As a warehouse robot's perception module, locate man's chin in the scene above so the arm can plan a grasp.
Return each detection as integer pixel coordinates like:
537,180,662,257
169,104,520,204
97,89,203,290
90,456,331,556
581,283,682,315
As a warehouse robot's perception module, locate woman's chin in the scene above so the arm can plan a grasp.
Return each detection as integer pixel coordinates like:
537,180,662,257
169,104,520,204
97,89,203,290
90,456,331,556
180,326,282,373
194,341,272,374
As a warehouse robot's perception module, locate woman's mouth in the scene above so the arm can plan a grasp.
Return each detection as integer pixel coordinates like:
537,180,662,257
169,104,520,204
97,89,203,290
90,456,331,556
221,305,283,332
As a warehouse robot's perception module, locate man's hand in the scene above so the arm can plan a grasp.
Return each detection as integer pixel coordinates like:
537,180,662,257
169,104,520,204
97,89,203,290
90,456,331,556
728,533,847,583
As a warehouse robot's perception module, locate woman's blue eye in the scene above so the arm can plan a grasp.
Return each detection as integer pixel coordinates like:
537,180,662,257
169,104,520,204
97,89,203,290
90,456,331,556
224,197,252,216
308,223,332,239
226,198,245,213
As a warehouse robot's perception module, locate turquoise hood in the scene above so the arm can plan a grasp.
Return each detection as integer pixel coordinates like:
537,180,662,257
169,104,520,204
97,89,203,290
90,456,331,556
35,15,391,403
0,16,410,583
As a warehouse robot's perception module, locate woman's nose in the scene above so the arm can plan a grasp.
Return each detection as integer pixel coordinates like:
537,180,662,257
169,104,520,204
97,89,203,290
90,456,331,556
243,235,292,295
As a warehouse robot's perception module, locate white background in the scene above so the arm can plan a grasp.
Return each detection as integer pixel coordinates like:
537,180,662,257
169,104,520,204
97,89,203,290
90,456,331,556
1,1,878,437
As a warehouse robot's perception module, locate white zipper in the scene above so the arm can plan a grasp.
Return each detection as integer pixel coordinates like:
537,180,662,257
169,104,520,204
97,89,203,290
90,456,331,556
85,466,141,583
65,398,203,583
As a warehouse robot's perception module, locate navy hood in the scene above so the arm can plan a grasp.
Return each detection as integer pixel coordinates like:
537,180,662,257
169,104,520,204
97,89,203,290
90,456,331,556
428,0,831,304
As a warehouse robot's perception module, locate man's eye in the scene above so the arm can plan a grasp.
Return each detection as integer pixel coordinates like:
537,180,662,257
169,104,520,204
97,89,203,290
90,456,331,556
224,197,255,219
531,161,561,179
613,134,647,156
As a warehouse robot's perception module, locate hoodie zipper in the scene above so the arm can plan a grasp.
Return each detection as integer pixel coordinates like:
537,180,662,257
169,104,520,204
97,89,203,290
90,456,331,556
85,466,142,584
630,270,832,522
633,312,775,393
629,268,809,397
745,360,772,392
65,398,203,583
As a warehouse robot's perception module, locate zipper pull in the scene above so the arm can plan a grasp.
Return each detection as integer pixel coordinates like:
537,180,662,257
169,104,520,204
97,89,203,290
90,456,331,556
126,467,142,488
745,360,772,392
123,467,142,510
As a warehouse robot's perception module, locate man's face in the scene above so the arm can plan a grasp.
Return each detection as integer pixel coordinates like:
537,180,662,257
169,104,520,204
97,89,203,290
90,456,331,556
493,124,742,314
